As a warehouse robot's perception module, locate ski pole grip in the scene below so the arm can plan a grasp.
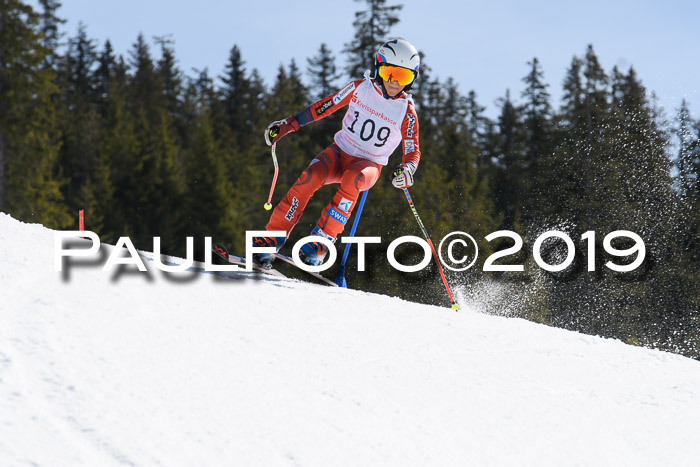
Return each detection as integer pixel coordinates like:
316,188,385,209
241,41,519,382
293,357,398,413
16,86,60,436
269,126,280,139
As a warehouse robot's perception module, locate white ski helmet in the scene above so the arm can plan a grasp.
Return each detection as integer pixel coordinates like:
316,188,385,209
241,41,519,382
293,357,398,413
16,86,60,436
374,39,420,91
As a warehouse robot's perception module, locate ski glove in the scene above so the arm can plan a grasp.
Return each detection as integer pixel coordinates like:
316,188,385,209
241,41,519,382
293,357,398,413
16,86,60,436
264,116,300,146
391,163,415,189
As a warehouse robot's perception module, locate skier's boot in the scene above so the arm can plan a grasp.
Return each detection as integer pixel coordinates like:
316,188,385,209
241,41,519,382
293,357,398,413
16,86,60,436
251,234,286,268
299,226,336,266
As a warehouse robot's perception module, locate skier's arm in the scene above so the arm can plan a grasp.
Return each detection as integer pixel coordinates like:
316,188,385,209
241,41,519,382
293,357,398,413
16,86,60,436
391,103,421,189
293,80,362,126
265,80,362,146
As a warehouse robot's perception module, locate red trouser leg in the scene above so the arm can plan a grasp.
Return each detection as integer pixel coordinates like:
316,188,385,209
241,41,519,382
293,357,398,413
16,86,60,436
266,144,342,236
317,153,382,238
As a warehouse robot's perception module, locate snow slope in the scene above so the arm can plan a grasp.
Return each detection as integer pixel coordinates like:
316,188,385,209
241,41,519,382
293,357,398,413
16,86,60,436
1,212,699,467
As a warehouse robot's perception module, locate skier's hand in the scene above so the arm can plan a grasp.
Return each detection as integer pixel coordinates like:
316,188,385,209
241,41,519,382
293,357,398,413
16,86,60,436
264,116,300,146
391,163,415,189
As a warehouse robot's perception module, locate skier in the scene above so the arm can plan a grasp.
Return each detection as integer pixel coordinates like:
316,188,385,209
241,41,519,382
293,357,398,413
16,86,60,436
254,38,421,267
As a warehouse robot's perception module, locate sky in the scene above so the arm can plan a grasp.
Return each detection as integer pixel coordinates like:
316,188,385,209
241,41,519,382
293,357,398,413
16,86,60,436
47,0,700,121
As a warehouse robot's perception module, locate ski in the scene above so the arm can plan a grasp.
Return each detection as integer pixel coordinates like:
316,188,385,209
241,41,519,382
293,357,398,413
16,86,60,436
272,253,339,287
212,243,339,287
212,243,286,278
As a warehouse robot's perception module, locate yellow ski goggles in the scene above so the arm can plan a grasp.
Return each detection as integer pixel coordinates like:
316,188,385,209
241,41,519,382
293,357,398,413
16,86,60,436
377,64,416,87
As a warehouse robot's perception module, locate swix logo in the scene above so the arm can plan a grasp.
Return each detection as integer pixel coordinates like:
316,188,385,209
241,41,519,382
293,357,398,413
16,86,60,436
328,207,349,224
406,112,415,137
285,197,299,221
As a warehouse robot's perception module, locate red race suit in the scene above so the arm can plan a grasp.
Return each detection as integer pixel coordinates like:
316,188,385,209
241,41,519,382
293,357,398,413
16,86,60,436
266,71,421,238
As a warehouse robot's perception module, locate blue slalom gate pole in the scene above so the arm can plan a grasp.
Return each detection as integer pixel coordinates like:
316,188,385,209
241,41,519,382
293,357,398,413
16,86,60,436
334,190,369,287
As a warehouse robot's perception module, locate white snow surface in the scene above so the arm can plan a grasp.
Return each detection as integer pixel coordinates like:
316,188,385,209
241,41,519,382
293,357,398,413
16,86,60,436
1,212,699,467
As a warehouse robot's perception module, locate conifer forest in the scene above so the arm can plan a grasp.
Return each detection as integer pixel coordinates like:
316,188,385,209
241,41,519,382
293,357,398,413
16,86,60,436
1,0,698,358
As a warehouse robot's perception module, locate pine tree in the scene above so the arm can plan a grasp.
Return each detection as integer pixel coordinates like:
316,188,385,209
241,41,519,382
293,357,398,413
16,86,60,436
122,33,184,251
549,46,611,228
98,51,134,241
676,100,698,195
680,114,700,357
491,90,527,230
519,57,553,224
0,0,70,226
265,60,310,196
604,66,678,343
307,43,341,100
543,47,614,336
220,44,253,148
65,32,121,238
55,23,99,209
305,43,344,155
154,35,183,124
181,69,238,253
94,39,116,105
344,0,402,79
691,119,700,204
228,65,271,237
36,0,64,68
246,68,268,141
408,50,431,111
128,33,165,123
606,66,672,234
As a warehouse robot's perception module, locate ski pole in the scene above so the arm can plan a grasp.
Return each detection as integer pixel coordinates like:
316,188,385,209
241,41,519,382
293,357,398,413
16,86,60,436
402,188,459,311
264,142,279,210
334,190,369,287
